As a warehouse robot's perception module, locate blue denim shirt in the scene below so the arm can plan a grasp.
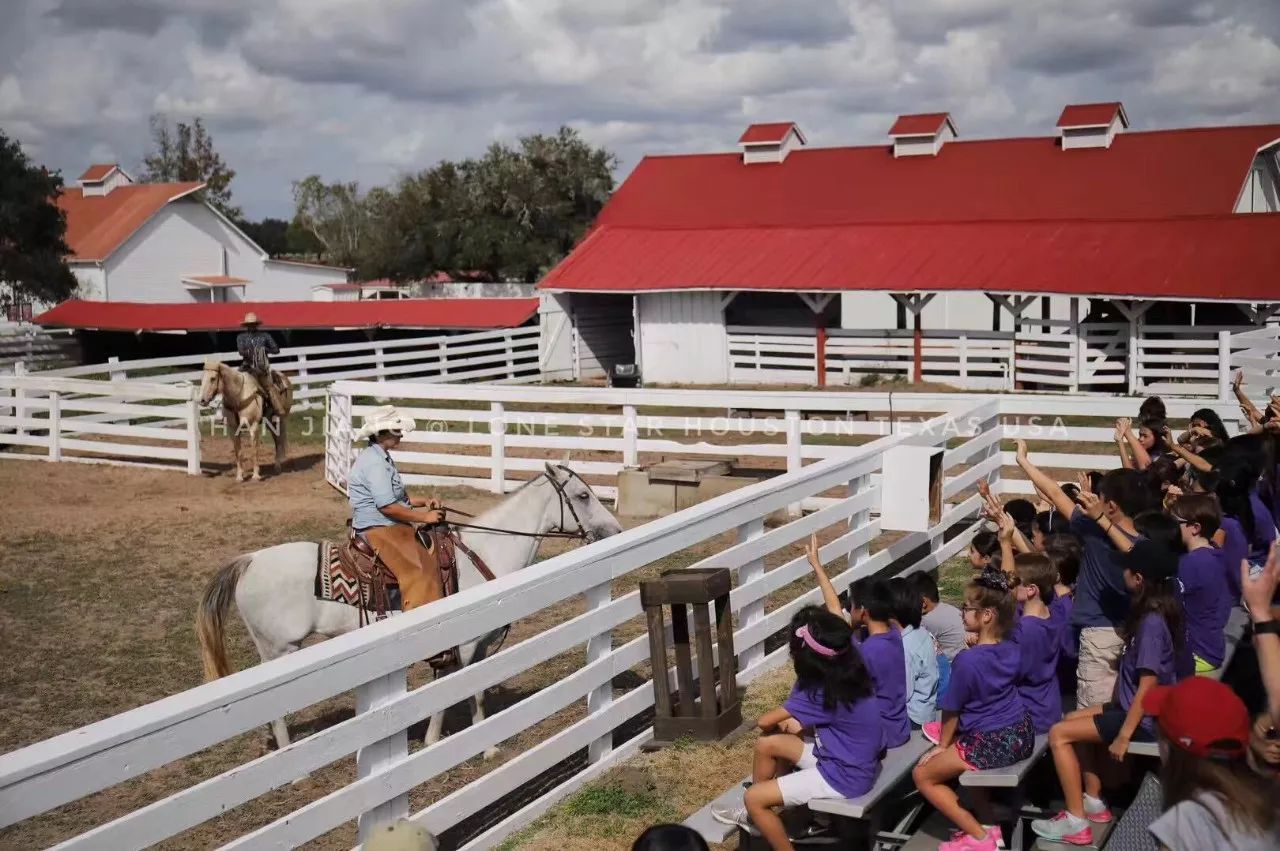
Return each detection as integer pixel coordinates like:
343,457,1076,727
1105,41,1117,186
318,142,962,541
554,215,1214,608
901,625,940,725
348,443,408,529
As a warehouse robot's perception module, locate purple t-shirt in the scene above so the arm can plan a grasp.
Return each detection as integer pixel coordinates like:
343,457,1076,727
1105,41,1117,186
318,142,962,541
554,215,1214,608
1220,516,1247,601
1248,489,1277,561
1178,547,1231,667
858,627,910,748
1114,612,1180,735
1011,614,1062,734
784,684,885,798
1049,592,1077,662
939,640,1027,733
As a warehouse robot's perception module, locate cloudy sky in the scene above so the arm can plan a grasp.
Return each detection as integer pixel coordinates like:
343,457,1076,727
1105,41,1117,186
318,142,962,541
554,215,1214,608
3,0,1279,219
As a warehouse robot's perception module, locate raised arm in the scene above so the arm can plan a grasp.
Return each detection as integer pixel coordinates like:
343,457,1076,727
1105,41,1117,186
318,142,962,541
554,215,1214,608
1078,491,1136,553
1163,426,1212,474
1243,545,1280,724
1120,417,1152,470
1114,418,1135,470
1233,370,1264,426
806,533,845,618
1015,440,1077,519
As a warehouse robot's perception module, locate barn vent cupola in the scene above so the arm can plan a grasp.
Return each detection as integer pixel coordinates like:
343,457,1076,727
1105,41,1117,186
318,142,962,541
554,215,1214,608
888,113,957,158
78,164,135,197
737,122,806,164
1057,102,1129,150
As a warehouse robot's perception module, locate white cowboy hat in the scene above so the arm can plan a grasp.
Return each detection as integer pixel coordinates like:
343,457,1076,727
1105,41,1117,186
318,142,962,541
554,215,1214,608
356,404,416,440
241,312,261,326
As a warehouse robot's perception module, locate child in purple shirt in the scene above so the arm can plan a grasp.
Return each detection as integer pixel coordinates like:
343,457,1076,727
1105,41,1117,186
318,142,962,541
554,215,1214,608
1171,494,1232,671
913,569,1032,851
1031,541,1186,847
1044,533,1081,697
712,607,884,846
1011,554,1062,734
853,579,911,748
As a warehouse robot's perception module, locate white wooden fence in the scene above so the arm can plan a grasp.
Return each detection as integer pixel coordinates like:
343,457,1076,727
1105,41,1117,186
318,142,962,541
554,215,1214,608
1233,324,1280,398
728,324,1242,397
0,371,200,472
0,397,1003,850
321,383,1242,503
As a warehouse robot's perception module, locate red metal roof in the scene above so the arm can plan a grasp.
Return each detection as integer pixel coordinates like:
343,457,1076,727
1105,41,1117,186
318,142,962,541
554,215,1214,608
1057,102,1127,128
539,215,1280,301
58,182,206,261
889,113,954,136
738,123,802,145
35,298,540,332
183,275,250,286
78,164,119,182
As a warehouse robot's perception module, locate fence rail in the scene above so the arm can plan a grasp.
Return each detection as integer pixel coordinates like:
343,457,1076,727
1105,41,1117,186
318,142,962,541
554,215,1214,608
0,397,1002,850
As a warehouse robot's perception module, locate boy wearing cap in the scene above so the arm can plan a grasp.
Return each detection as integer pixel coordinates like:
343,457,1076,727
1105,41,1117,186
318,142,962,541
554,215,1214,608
1144,678,1279,851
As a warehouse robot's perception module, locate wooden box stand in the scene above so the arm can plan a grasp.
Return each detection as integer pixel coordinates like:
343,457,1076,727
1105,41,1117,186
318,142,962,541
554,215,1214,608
639,568,742,745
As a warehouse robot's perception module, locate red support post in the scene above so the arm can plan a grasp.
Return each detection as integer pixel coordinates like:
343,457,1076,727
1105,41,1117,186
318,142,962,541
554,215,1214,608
815,321,827,388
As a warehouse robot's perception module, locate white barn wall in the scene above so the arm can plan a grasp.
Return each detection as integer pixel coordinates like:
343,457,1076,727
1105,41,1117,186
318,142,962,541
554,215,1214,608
637,291,727,384
108,201,256,303
1235,154,1280,213
69,265,106,300
841,291,1074,332
262,261,346,301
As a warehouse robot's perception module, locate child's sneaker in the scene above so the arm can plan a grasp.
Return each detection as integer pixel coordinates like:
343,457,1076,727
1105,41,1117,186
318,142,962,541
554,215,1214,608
922,721,942,744
1030,811,1093,845
938,829,997,851
983,824,1004,848
1083,795,1113,823
711,804,759,836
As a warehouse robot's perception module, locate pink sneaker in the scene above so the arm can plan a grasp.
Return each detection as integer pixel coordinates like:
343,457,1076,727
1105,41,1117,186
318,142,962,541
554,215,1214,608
1085,802,1113,823
922,721,942,744
1030,811,1093,846
939,829,997,851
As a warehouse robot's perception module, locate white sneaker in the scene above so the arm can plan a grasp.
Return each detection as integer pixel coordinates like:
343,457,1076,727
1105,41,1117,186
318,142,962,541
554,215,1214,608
711,804,759,836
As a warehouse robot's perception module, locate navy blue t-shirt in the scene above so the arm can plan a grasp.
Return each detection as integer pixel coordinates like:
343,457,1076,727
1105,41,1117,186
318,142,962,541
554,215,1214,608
1070,508,1139,630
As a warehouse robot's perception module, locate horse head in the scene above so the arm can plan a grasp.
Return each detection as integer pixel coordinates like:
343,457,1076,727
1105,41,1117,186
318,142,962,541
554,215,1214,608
543,462,623,544
199,358,223,407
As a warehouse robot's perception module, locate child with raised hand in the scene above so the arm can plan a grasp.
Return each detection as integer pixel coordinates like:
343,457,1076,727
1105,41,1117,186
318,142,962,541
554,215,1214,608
712,607,884,850
1011,554,1062,735
912,569,1034,851
890,576,939,728
1031,541,1187,846
806,535,910,747
1169,493,1231,675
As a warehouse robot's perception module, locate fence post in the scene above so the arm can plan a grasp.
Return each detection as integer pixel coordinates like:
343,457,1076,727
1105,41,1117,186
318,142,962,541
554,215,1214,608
355,668,410,842
295,352,310,411
585,580,614,763
185,391,202,476
439,339,449,379
108,355,125,382
785,409,802,518
844,474,871,572
505,333,515,379
48,391,61,462
958,334,969,387
622,403,638,467
735,516,766,674
13,361,26,436
1217,331,1231,402
489,401,506,494
374,344,386,381
325,391,353,491
1069,298,1081,393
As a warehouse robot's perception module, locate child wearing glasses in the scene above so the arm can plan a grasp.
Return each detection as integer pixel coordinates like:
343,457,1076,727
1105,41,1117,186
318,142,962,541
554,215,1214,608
911,568,1033,851
1170,493,1231,675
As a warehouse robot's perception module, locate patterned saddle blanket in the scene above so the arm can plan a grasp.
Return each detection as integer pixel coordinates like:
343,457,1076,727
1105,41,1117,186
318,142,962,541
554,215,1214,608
314,539,402,625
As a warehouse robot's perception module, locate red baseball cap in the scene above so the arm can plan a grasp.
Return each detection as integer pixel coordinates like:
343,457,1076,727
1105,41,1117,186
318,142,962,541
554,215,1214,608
1142,677,1250,759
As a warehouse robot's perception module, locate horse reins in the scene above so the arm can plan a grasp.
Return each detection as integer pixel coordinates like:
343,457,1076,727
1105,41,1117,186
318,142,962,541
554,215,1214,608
440,466,594,541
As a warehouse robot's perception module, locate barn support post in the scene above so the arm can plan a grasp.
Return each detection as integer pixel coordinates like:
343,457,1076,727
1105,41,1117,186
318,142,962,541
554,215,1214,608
585,579,614,763
815,321,827,387
1112,299,1154,395
891,294,936,384
355,668,410,842
735,516,766,673
988,294,1036,390
48,391,61,462
489,401,506,494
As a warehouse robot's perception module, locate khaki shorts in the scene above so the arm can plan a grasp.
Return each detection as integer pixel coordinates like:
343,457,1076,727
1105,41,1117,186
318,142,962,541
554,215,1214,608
1077,626,1124,709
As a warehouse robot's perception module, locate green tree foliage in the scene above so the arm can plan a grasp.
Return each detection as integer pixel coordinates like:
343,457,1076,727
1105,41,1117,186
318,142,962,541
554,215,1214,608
142,114,240,219
0,130,77,307
296,126,616,281
236,217,289,256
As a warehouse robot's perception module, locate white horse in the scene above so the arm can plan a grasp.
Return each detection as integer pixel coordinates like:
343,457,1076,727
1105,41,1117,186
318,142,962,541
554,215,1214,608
196,463,622,754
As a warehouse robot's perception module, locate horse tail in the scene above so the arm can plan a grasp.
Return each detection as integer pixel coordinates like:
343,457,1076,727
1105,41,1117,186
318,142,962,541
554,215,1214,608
196,555,252,681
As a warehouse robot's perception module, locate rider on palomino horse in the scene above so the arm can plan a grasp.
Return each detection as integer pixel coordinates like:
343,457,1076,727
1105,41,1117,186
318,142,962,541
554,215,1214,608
236,312,290,419
348,405,447,611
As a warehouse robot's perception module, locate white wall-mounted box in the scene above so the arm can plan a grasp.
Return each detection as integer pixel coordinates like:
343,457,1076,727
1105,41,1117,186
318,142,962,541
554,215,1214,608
879,446,944,533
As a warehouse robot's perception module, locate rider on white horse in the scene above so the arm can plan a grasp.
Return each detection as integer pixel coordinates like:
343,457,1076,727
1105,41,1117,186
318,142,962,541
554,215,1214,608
347,405,447,611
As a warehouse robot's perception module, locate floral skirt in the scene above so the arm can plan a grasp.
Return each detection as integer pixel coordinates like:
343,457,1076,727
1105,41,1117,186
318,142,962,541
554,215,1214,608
955,713,1035,770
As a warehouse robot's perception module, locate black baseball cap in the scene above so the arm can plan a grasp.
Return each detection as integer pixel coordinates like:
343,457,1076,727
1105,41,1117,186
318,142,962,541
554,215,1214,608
1115,539,1179,583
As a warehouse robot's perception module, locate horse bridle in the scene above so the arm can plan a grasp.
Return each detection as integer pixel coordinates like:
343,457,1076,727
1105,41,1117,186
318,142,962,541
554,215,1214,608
444,465,595,542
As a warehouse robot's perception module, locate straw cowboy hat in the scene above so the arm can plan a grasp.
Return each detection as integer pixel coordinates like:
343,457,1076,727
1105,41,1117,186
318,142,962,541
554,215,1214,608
361,819,438,851
356,404,417,440
241,312,261,327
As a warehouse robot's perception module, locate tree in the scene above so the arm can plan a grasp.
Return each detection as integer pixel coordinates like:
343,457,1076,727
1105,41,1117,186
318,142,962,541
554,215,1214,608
142,114,240,219
236,217,290,256
291,176,370,268
0,131,77,309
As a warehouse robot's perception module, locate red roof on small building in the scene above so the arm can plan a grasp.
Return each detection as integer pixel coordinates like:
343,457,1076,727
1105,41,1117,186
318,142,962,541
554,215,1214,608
540,215,1280,301
1057,102,1128,128
78,164,120,182
58,182,206,261
738,123,802,145
888,113,954,137
35,298,540,332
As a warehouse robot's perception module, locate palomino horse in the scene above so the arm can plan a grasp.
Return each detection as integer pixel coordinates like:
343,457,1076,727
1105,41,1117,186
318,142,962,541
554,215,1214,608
199,358,292,481
196,463,623,755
